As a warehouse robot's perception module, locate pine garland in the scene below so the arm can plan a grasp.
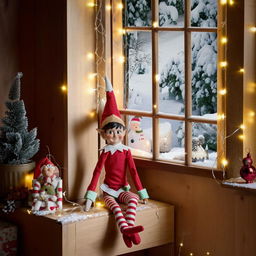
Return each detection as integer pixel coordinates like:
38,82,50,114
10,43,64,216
0,73,40,164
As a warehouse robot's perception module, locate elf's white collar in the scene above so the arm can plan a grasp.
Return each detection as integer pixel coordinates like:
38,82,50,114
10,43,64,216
101,143,129,155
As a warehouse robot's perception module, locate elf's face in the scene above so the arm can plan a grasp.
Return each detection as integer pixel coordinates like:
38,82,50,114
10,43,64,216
42,164,55,177
102,127,126,145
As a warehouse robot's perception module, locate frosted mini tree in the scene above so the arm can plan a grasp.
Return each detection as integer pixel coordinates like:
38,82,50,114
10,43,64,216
0,73,39,164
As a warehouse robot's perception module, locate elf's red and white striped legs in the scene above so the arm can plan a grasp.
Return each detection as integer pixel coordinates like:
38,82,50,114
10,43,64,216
103,192,143,247
119,192,142,245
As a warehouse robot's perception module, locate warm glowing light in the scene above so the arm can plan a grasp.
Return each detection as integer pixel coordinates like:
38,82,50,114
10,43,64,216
87,52,94,60
153,104,157,109
239,68,245,73
117,3,123,9
238,134,244,140
250,27,256,32
153,21,158,28
118,28,126,35
89,73,97,80
27,210,31,215
58,214,62,217
206,253,210,256
87,2,96,7
222,158,228,167
61,85,67,92
220,61,228,67
179,243,183,247
217,114,225,120
249,111,255,117
190,253,194,256
240,124,245,130
106,4,111,11
119,56,125,63
221,37,228,44
95,201,105,208
219,89,227,95
155,74,160,82
89,111,96,118
221,0,227,4
229,0,234,5
25,173,34,189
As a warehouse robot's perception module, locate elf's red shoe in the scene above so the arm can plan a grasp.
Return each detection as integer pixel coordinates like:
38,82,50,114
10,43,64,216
122,234,132,248
131,232,141,245
122,225,144,235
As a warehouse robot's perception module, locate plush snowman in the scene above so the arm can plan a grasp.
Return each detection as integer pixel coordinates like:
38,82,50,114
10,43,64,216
128,117,151,153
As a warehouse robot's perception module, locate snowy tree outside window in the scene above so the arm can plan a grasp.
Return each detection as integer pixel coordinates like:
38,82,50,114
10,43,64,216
119,0,220,168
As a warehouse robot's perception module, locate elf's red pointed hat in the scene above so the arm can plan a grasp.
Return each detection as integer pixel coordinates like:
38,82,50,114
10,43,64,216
101,77,125,128
34,157,55,179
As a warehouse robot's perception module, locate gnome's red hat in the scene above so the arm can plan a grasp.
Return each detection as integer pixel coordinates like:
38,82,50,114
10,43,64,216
34,157,55,179
101,77,125,128
130,116,141,124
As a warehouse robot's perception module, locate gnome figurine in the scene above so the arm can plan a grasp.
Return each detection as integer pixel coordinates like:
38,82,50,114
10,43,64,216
84,77,149,248
31,157,63,213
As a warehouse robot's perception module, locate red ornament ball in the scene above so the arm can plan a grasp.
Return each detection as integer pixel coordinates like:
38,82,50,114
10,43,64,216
240,153,256,183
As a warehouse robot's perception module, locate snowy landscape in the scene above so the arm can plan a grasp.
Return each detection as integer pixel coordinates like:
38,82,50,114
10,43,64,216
125,0,218,167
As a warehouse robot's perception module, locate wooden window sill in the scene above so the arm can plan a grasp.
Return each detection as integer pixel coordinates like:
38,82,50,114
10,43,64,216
222,177,256,193
134,157,225,179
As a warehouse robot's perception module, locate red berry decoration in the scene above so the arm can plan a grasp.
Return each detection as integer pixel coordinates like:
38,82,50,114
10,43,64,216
240,153,256,183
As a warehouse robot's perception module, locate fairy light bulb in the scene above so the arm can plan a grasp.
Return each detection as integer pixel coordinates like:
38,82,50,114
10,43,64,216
118,28,126,35
155,74,160,82
179,242,183,247
190,253,194,256
95,201,105,207
239,68,245,73
221,0,227,4
229,0,234,5
106,4,111,11
89,111,96,118
250,27,256,32
87,52,94,60
153,104,157,109
87,2,96,7
119,56,125,63
61,85,67,92
240,124,245,130
220,61,228,68
238,134,244,140
222,158,228,167
153,21,158,28
219,89,227,95
249,111,255,117
117,3,123,9
217,114,225,120
221,37,228,44
206,252,210,256
89,73,97,80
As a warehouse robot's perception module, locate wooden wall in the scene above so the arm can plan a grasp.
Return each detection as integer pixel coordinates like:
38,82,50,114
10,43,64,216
0,0,19,117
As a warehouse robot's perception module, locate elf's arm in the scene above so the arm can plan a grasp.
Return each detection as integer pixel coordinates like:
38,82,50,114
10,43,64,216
126,149,149,201
84,151,108,204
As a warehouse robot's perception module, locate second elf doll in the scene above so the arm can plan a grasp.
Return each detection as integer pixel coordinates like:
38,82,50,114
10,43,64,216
84,77,149,248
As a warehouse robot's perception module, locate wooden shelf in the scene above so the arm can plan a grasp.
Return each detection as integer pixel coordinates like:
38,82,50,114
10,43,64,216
222,177,256,193
1,199,174,256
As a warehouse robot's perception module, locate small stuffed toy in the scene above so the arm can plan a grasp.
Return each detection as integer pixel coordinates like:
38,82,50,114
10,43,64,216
32,157,63,213
84,77,149,248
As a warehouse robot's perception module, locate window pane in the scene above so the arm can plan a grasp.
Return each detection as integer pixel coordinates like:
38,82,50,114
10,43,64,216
127,116,152,158
191,122,217,168
191,0,218,27
159,31,184,115
158,119,185,163
191,32,217,118
159,0,184,27
124,31,152,111
124,0,152,27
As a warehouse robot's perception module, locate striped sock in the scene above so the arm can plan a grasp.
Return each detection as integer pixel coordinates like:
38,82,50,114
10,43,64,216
103,195,129,233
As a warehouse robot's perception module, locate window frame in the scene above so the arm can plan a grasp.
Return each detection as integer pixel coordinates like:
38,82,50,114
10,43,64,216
109,0,225,172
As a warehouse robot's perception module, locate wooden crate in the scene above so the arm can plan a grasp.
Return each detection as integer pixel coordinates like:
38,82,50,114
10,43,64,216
1,200,174,256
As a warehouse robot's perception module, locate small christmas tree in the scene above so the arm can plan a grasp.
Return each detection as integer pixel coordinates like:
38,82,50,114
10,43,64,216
0,73,40,164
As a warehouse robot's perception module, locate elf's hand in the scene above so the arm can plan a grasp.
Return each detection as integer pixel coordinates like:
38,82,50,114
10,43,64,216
142,199,148,204
84,199,93,212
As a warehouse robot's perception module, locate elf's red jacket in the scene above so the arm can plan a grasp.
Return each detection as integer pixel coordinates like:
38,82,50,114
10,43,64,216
86,144,148,200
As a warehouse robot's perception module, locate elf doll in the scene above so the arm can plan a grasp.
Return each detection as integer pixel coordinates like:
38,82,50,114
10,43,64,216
84,77,149,248
32,157,63,213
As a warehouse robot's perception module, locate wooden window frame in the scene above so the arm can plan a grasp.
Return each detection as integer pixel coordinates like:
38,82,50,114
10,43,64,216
105,0,226,177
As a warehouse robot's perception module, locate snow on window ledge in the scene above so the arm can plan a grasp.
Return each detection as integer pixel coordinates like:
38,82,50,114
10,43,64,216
222,177,256,193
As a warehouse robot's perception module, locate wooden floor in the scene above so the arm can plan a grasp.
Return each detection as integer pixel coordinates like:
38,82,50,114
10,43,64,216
1,200,174,256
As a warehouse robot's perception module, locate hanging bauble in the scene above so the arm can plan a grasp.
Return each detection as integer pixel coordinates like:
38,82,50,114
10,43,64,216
240,153,256,183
